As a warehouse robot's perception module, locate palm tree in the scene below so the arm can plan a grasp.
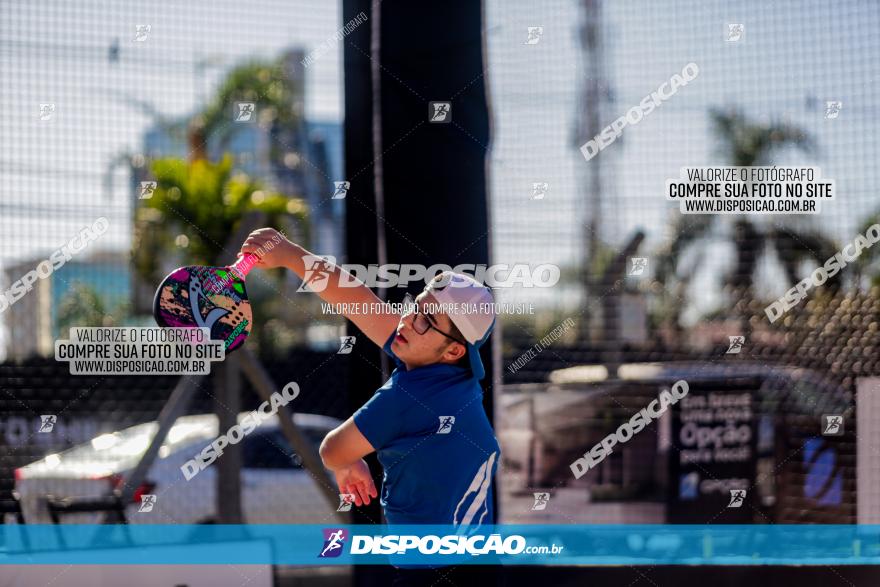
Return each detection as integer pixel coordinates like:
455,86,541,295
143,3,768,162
132,54,309,282
130,56,311,356
655,107,835,333
132,154,303,281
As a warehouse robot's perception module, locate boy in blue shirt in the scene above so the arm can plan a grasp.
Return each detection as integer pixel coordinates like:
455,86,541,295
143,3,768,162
241,229,501,585
349,285,499,527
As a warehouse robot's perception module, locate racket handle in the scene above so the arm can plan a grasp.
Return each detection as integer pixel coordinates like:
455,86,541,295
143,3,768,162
230,253,259,279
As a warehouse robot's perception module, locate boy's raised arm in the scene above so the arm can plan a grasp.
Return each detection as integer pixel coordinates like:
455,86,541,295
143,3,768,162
240,228,400,348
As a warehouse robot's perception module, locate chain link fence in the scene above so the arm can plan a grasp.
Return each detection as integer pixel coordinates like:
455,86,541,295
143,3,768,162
1,0,878,537
486,0,877,524
0,0,350,526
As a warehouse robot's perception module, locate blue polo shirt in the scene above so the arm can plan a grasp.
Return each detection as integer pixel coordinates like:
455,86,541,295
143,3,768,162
353,331,500,527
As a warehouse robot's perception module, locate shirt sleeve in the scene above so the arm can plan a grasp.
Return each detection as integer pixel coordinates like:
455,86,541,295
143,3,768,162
353,384,405,450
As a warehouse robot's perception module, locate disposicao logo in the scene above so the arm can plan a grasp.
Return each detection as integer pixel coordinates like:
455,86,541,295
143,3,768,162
316,530,555,558
319,528,348,558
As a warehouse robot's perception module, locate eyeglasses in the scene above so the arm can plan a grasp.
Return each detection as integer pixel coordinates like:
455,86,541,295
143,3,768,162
402,303,466,346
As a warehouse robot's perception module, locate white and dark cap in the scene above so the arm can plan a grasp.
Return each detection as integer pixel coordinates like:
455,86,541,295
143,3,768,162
425,271,496,380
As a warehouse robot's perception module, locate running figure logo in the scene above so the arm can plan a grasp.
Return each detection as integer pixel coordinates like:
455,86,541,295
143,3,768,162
531,492,550,511
134,24,151,42
235,102,255,122
319,529,348,558
39,103,56,121
436,416,456,434
822,415,844,436
337,494,355,512
532,182,549,200
332,181,350,199
727,489,746,508
726,335,745,354
825,101,842,119
337,336,356,355
297,255,337,292
138,494,157,512
139,181,157,200
38,415,57,433
525,27,544,45
429,102,451,123
726,24,744,42
629,257,648,276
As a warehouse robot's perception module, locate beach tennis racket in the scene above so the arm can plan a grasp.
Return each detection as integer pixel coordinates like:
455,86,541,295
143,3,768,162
153,253,259,353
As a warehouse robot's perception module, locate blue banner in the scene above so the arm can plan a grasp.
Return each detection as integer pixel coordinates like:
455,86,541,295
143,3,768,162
1,525,880,565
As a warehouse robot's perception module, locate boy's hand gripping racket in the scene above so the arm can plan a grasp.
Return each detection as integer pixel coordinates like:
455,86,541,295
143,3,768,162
153,253,259,353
